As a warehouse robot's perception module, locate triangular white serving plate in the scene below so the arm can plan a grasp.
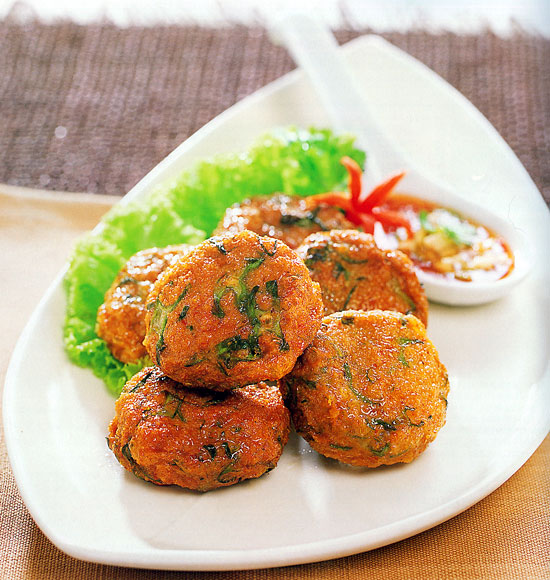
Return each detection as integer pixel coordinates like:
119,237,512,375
4,35,550,571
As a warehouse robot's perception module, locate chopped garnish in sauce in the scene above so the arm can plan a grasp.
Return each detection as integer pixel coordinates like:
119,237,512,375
373,196,514,282
309,158,514,283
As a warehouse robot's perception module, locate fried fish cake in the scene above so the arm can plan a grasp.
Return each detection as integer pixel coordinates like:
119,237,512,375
296,230,428,325
143,230,324,389
213,193,354,249
283,310,449,467
96,244,192,363
108,366,290,491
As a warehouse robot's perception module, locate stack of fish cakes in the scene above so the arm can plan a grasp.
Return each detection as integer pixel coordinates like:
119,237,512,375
104,196,449,492
107,230,324,491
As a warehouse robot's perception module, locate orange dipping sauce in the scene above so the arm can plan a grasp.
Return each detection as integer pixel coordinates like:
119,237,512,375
373,194,514,283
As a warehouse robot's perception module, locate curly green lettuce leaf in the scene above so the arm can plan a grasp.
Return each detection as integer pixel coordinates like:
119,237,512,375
160,127,365,236
63,127,365,396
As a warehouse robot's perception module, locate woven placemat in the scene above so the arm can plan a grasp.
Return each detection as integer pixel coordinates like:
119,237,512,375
1,23,549,204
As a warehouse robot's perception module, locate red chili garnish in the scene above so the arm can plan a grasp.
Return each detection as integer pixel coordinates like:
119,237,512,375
355,212,377,232
304,191,353,213
360,171,405,212
371,207,413,234
305,158,409,234
340,156,362,205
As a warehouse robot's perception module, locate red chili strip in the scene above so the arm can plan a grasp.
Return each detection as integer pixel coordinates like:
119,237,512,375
355,212,376,233
340,156,363,205
305,191,353,212
305,158,410,235
359,172,405,212
371,207,413,234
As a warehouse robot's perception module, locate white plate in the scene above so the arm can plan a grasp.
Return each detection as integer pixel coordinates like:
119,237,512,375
4,35,550,571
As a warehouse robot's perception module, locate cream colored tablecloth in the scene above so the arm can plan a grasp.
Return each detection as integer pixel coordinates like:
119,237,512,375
1,185,548,579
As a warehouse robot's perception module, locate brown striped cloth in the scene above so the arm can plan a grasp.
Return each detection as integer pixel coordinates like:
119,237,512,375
1,23,549,206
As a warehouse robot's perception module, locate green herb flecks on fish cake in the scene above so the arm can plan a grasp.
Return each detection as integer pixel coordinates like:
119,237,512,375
213,193,354,249
63,127,365,397
108,366,290,492
296,229,428,325
144,230,324,390
282,310,449,468
96,244,192,365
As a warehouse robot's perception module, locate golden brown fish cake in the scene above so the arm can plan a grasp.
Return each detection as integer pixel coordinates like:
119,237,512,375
96,244,192,363
213,193,354,249
143,230,324,389
283,310,449,467
108,366,290,491
296,230,428,325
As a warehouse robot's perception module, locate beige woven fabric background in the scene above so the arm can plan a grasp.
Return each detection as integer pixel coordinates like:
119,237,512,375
0,188,548,579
